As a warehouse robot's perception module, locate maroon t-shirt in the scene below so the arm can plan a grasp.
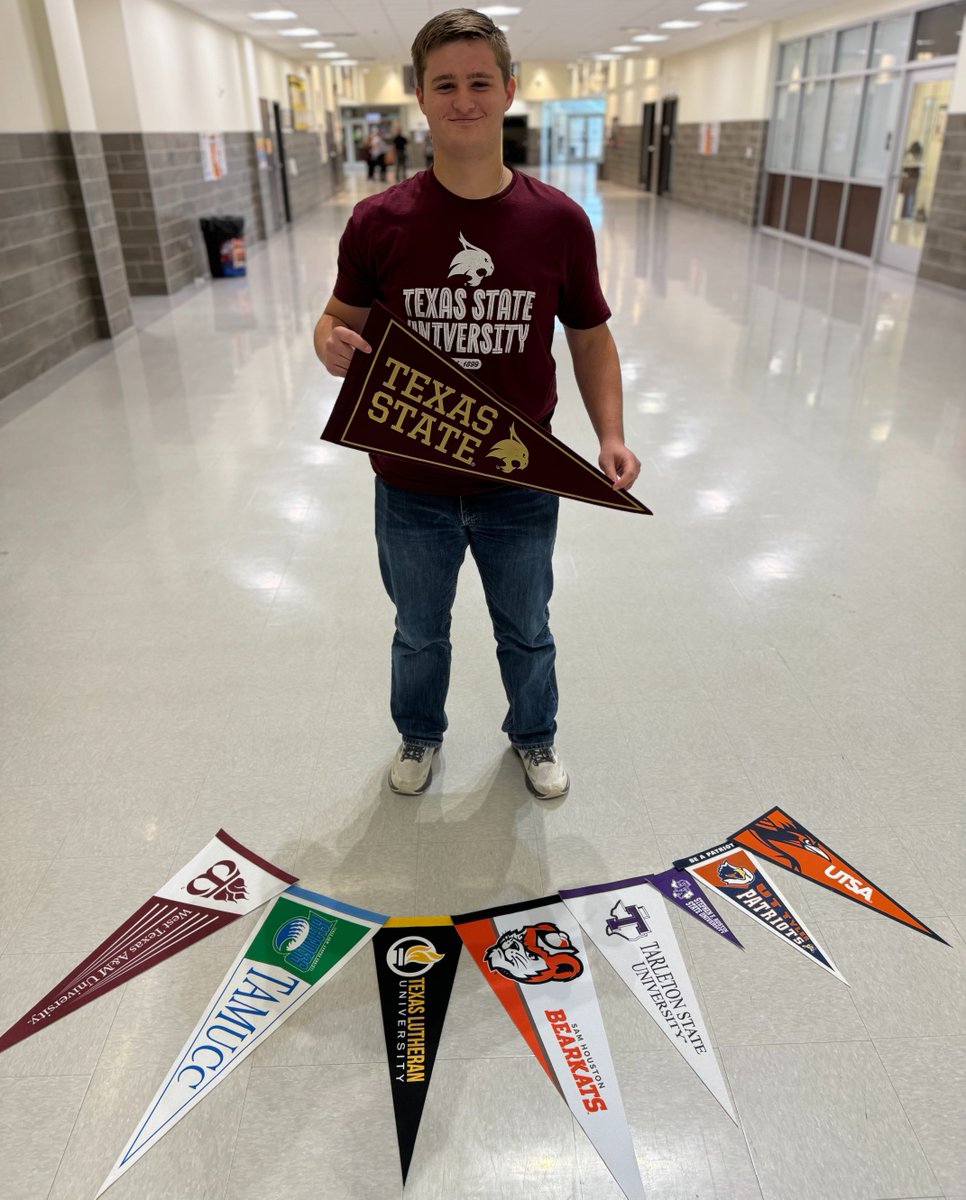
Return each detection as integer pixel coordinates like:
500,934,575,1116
333,168,611,494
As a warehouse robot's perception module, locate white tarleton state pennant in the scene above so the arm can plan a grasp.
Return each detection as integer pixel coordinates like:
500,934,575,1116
675,842,848,985
97,886,387,1197
454,895,645,1200
560,875,737,1124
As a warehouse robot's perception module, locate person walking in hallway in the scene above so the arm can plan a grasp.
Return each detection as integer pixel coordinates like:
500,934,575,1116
313,8,640,799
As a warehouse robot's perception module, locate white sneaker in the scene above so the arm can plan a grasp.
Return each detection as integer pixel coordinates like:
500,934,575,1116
516,745,570,799
389,742,438,795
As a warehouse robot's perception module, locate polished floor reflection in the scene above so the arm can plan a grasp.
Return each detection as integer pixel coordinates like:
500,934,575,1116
1,163,964,1200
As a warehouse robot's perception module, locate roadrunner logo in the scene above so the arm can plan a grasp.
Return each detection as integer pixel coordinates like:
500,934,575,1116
487,423,529,473
448,232,494,286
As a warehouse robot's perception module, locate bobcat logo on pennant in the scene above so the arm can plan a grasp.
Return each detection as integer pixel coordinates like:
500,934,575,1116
487,423,529,474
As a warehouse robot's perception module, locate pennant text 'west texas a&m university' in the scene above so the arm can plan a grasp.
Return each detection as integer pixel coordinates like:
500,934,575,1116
321,302,652,514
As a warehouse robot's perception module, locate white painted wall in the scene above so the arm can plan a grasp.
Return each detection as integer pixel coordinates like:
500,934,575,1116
776,0,914,41
0,0,66,131
950,17,966,113
43,0,97,127
660,24,776,124
118,0,249,131
518,61,570,101
251,39,309,110
364,63,410,106
75,0,139,131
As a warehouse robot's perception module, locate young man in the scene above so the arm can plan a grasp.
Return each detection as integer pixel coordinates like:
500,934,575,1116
314,8,640,799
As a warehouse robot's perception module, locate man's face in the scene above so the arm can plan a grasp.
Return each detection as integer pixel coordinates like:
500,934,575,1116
416,39,515,161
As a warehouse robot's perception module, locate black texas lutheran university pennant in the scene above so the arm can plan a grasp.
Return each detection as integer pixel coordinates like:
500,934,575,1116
321,301,652,514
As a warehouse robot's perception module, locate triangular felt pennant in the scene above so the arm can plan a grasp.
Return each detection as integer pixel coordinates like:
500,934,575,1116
646,867,743,948
320,301,652,515
0,829,297,1056
373,917,462,1184
96,886,387,1197
560,877,737,1124
731,807,948,945
674,842,848,986
454,895,645,1200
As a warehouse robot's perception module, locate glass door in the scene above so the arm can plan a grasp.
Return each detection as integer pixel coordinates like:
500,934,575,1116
879,68,953,273
567,116,588,160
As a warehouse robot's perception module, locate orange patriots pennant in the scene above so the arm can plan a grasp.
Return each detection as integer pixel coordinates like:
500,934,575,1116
731,807,948,944
320,301,652,514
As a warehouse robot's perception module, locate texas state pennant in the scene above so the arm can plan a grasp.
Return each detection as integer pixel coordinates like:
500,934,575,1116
321,301,652,515
0,829,297,1055
646,867,743,949
373,917,462,1184
453,895,645,1200
731,807,947,945
97,886,387,1197
560,876,737,1124
674,842,847,985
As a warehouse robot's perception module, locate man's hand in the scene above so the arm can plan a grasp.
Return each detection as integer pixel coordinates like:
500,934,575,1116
322,324,371,377
599,439,641,491
313,297,371,377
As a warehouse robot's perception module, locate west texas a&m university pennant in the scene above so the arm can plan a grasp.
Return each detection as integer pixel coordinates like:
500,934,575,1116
321,301,652,514
0,829,297,1055
731,807,947,944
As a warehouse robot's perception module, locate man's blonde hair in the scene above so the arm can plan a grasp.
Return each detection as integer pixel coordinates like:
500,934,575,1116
411,8,512,90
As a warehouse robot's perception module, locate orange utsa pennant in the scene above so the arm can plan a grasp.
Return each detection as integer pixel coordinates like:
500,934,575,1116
320,301,652,515
731,808,948,944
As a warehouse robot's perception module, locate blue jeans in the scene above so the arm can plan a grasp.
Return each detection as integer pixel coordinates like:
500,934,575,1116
375,478,559,750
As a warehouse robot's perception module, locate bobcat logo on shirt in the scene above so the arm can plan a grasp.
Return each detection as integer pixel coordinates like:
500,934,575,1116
448,232,494,286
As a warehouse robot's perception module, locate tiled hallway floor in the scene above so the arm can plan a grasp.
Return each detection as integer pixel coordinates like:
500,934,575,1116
1,165,964,1199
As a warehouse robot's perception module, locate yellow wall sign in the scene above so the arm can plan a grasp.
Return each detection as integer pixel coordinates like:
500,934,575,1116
287,74,310,132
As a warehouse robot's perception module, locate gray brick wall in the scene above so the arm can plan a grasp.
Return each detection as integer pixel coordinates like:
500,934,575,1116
919,113,966,293
282,130,333,220
671,121,767,225
0,132,128,402
602,126,646,190
69,132,132,338
103,132,266,295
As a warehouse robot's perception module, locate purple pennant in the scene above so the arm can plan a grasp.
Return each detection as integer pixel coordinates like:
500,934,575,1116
647,868,743,949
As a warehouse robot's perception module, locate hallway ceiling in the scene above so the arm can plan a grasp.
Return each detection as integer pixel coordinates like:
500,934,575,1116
179,0,830,71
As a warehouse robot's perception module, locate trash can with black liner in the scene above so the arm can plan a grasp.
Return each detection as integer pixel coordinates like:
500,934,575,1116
200,215,246,277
